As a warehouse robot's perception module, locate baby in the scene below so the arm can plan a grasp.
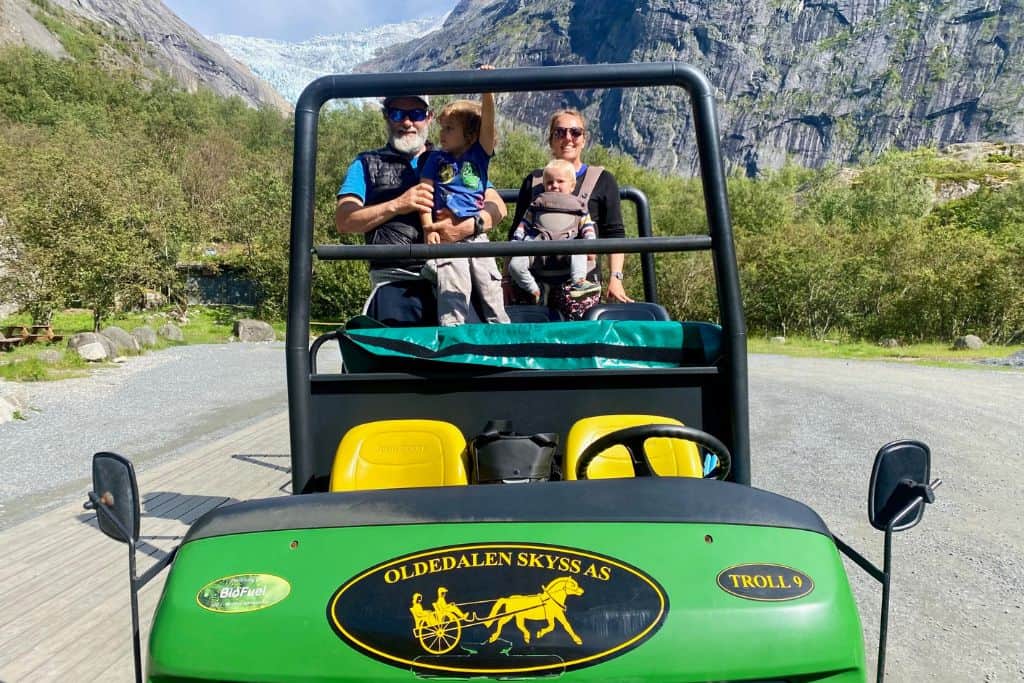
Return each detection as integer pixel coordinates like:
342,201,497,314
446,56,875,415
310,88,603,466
508,158,601,303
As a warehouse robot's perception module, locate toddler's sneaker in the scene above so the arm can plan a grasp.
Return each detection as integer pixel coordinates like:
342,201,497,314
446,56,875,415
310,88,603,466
568,279,601,299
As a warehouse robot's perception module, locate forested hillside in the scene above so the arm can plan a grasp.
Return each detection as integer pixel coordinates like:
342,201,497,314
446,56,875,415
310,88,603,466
0,46,1021,342
0,0,290,113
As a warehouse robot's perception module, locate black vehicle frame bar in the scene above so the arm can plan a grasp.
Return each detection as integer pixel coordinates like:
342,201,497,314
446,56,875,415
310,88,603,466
287,62,749,488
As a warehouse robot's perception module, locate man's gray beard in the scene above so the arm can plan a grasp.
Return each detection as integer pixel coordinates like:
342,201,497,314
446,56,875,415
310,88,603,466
390,129,428,156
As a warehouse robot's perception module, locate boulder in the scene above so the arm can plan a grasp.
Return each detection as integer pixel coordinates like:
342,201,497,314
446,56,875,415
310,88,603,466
131,326,158,348
0,381,28,424
233,319,275,342
879,338,900,348
36,349,62,364
101,326,141,355
953,335,984,350
770,336,786,345
67,332,109,362
158,323,184,342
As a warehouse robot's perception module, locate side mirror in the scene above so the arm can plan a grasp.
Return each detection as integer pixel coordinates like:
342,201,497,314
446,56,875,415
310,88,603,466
868,440,931,532
88,452,140,544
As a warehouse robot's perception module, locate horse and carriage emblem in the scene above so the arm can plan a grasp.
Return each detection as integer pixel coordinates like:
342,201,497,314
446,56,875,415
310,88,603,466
409,576,585,655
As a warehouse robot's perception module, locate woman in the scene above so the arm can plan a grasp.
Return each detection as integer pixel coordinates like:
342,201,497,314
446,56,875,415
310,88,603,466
509,109,633,317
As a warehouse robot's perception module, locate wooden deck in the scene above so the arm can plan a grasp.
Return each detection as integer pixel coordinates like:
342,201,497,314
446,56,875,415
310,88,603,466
0,410,292,682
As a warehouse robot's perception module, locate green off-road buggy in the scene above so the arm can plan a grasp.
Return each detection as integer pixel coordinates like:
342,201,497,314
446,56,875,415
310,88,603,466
87,63,939,682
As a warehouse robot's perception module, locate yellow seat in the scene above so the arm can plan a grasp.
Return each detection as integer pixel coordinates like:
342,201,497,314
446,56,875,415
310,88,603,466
329,419,468,492
564,414,703,481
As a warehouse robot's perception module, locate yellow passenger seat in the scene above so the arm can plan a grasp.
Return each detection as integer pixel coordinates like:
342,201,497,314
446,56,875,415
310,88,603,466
564,414,703,480
329,419,468,492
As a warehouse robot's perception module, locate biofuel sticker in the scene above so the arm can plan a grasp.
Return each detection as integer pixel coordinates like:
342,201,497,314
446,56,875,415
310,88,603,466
716,563,814,601
327,543,668,676
196,573,291,613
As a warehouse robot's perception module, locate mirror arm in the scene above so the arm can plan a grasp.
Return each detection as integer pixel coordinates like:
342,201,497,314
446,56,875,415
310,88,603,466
137,546,179,589
837,478,941,683
85,490,144,683
832,534,884,584
877,478,941,683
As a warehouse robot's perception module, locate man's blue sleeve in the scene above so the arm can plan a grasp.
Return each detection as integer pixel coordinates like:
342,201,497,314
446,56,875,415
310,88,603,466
337,159,366,202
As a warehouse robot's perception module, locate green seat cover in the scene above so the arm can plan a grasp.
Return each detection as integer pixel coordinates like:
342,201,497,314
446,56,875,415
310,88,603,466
337,320,721,372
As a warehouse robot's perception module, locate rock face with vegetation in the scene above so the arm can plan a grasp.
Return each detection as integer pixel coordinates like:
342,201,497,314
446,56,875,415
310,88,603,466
362,0,1023,176
0,0,290,114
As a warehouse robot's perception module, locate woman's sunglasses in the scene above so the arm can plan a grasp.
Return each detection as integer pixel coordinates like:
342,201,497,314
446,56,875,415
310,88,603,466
553,126,585,140
386,107,430,123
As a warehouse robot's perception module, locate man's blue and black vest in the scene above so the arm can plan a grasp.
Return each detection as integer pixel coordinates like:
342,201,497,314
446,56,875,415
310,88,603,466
359,145,433,270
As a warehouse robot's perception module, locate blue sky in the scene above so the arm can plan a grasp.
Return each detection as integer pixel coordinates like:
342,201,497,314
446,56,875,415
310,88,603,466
163,1,457,41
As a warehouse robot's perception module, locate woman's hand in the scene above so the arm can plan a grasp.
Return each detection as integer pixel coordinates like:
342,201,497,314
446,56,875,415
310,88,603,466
605,277,634,303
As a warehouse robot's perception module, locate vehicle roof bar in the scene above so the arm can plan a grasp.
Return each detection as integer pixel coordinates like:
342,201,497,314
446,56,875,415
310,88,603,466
288,62,749,488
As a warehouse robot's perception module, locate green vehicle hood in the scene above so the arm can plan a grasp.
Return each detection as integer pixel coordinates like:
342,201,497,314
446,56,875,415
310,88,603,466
149,480,864,682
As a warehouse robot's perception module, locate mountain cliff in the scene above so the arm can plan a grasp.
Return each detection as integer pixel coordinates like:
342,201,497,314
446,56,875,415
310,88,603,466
0,0,291,114
360,0,1024,176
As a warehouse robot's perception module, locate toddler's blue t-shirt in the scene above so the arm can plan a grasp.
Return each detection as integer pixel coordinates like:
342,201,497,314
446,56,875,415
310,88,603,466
421,142,491,219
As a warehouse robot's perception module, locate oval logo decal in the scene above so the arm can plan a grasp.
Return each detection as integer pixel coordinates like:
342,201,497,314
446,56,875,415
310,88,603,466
716,563,814,601
196,573,291,613
327,543,667,675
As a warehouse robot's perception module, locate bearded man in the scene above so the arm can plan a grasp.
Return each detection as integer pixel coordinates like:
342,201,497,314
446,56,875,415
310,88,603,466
335,95,507,324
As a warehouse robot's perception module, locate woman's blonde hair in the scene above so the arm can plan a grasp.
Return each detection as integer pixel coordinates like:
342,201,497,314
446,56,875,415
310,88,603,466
439,99,481,140
547,108,586,143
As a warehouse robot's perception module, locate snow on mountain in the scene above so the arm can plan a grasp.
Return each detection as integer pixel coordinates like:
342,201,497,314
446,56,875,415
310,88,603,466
209,15,447,105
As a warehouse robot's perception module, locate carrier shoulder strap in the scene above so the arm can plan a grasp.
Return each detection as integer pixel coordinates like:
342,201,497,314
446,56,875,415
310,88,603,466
576,165,604,204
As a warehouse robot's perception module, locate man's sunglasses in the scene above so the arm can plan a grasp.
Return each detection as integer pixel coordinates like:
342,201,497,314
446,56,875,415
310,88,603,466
553,126,585,139
386,107,430,123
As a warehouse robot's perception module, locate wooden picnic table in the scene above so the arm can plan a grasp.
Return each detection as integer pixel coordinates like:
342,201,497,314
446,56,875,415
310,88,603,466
0,335,22,351
2,324,64,344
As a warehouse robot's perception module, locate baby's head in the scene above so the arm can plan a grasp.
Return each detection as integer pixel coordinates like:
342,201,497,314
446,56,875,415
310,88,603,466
542,159,577,194
437,100,481,155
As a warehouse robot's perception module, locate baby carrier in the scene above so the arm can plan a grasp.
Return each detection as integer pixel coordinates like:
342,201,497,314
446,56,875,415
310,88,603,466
527,191,589,241
527,165,603,276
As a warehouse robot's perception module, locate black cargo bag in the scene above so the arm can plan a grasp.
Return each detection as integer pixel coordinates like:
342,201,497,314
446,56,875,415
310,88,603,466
469,420,558,484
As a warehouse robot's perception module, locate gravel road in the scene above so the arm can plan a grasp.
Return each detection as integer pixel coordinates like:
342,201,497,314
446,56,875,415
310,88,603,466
0,342,290,530
0,346,1020,679
749,355,1023,682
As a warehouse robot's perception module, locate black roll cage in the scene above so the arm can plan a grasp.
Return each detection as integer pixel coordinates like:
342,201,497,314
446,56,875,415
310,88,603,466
286,63,749,492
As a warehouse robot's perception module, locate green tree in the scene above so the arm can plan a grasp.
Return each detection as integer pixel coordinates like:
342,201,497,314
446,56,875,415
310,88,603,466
0,122,187,329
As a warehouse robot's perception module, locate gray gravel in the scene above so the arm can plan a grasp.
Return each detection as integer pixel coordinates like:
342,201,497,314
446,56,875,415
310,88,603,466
0,342,289,529
749,355,1023,682
0,347,1020,679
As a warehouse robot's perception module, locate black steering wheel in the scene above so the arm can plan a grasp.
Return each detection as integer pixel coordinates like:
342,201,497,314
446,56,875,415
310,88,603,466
575,424,732,481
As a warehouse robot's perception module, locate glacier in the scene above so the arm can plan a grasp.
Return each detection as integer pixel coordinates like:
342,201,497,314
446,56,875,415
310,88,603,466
210,14,447,105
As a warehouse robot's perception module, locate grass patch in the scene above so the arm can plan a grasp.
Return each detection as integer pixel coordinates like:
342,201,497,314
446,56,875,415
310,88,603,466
0,305,284,381
749,335,1024,368
0,353,89,381
0,305,266,345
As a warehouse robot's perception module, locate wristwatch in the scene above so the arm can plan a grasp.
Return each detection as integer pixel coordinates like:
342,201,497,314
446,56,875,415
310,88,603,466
611,271,624,280
473,214,486,237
